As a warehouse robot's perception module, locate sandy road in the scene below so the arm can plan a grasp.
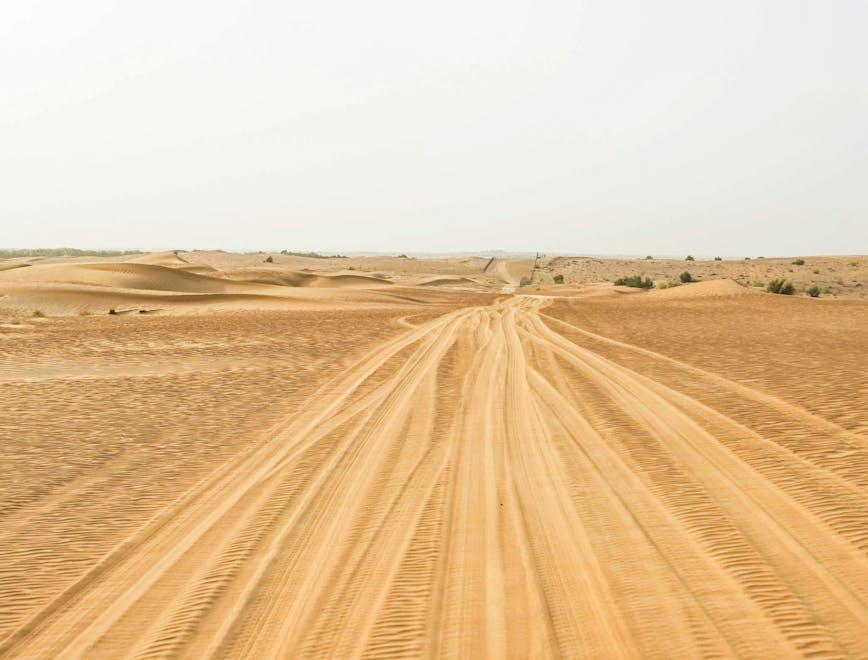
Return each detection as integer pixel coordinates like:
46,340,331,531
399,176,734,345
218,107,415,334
2,296,868,658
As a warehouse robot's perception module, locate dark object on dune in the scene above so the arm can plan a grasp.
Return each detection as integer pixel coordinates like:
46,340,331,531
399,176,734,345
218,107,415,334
614,275,654,289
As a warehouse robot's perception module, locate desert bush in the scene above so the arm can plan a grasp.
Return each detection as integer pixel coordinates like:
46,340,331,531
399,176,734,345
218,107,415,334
714,256,722,261
679,271,694,283
614,275,654,289
812,269,820,274
645,255,653,260
519,276,533,287
792,258,805,265
767,279,795,295
685,255,695,261
265,256,273,263
658,281,681,289
807,285,820,297
32,310,44,317
553,274,564,284
752,280,765,287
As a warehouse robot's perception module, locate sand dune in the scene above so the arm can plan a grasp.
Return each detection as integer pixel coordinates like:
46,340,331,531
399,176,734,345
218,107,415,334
126,251,217,274
418,276,479,287
648,278,754,298
1,253,867,657
217,267,393,288
0,262,249,293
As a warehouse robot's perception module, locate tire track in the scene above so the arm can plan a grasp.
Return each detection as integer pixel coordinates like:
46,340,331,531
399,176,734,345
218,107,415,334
4,296,867,659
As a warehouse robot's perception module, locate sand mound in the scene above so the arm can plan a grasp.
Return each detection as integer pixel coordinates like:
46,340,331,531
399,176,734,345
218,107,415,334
0,261,32,272
127,251,217,274
217,268,392,288
650,278,754,299
0,262,269,294
0,286,289,315
419,276,477,287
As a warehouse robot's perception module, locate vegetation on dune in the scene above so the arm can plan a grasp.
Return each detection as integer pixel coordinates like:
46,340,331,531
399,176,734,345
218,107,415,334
685,255,695,261
714,256,722,261
265,256,274,263
553,274,564,284
808,285,821,298
645,255,653,260
278,250,346,258
614,275,654,289
519,276,533,287
32,310,45,317
767,279,795,295
679,271,694,283
792,258,805,266
1,248,143,259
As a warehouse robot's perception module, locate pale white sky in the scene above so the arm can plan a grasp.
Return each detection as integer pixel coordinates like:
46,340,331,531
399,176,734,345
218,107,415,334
1,0,866,255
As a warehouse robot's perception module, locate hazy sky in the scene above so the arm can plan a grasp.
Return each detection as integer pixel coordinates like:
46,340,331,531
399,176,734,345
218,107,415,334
2,0,866,255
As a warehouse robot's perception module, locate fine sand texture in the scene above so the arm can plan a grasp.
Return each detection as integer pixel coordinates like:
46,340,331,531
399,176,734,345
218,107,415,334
1,253,867,658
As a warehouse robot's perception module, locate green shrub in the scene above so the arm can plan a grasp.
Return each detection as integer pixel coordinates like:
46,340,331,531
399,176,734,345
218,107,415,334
519,276,533,287
658,281,681,289
265,256,273,263
32,310,44,317
807,285,820,297
614,275,654,289
679,271,694,283
767,279,795,295
714,256,722,261
792,258,805,266
752,280,765,287
553,274,564,284
645,255,653,260
685,255,695,261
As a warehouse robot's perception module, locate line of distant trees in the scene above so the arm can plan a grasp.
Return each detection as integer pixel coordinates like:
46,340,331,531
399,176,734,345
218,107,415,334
0,248,143,258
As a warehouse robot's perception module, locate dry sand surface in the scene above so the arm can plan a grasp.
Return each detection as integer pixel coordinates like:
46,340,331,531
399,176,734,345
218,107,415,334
1,251,868,658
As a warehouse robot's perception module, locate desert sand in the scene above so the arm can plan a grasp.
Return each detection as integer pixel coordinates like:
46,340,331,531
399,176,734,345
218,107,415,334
1,251,867,658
